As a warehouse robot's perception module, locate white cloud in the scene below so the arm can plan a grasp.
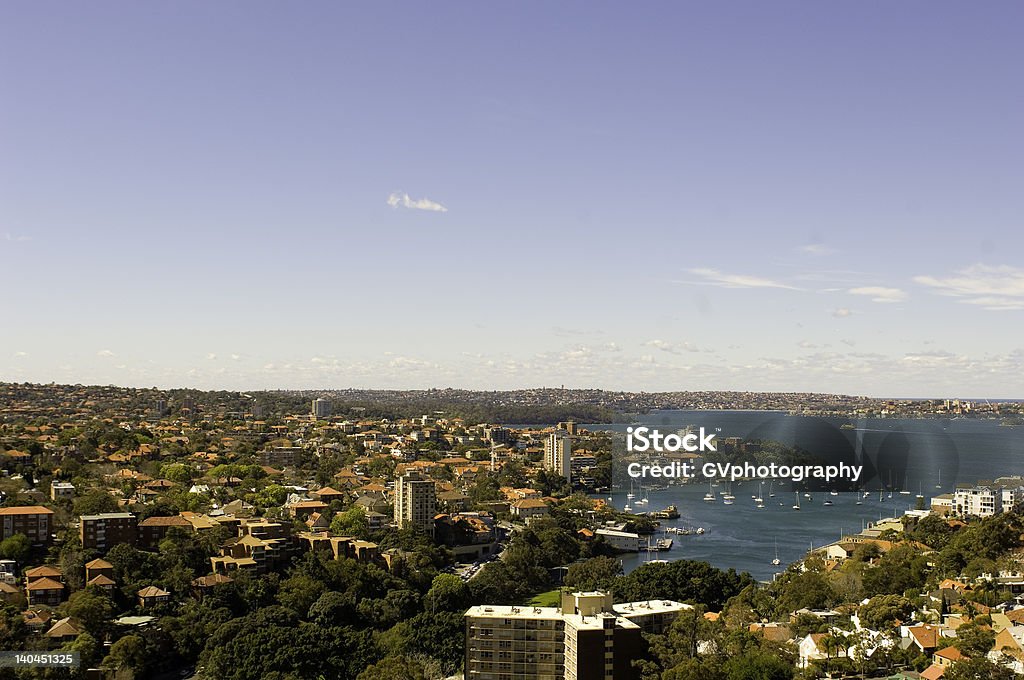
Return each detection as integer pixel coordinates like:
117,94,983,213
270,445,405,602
848,286,907,303
832,307,852,318
386,191,448,213
644,339,700,355
13,351,28,358
97,349,115,358
230,354,241,361
3,232,31,243
800,244,835,256
685,268,800,290
913,264,1024,310
206,353,217,360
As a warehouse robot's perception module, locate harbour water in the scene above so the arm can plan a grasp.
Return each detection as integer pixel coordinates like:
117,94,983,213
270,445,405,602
588,410,1024,581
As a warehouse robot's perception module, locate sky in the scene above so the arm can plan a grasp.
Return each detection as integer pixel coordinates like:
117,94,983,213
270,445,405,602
2,2,1023,397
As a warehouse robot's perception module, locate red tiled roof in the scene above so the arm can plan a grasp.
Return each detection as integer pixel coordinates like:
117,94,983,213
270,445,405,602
0,506,53,515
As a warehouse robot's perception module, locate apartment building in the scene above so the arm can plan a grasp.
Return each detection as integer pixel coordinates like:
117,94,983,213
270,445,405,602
0,506,54,546
544,432,572,480
79,513,138,552
395,471,436,536
138,515,191,547
465,591,688,680
954,486,1001,517
50,481,75,501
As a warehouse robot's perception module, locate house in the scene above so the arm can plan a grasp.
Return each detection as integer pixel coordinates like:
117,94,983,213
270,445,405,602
22,609,52,631
365,511,387,532
305,512,330,531
25,566,62,585
288,500,328,519
0,582,22,604
137,585,171,608
933,646,965,668
510,498,549,520
748,622,794,643
45,617,83,644
85,558,114,582
798,632,849,669
594,529,642,552
310,487,346,504
191,573,233,598
0,560,17,585
87,573,117,592
905,624,946,654
26,578,64,607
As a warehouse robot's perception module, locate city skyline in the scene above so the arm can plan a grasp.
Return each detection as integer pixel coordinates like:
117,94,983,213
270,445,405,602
3,3,1023,397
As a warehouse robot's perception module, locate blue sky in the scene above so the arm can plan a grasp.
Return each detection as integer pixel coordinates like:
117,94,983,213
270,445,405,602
2,2,1023,396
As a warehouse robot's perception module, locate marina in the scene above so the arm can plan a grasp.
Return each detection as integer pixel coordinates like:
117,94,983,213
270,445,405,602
590,410,1024,581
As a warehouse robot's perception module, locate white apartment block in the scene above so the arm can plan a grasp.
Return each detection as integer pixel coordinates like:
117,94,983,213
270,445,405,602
544,432,572,480
954,486,1001,517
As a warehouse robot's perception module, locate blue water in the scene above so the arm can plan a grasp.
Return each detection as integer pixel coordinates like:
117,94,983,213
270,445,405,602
587,410,1024,581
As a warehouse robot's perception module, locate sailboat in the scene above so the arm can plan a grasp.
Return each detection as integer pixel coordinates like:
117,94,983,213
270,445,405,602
754,482,764,504
703,482,716,503
723,481,735,505
936,469,943,490
626,479,635,500
768,480,776,498
772,538,781,566
793,491,801,511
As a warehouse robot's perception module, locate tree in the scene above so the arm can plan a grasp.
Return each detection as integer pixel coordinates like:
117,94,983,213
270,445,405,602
277,573,327,617
66,588,115,637
722,649,794,680
73,489,120,516
857,595,914,632
564,556,623,592
356,655,442,680
103,634,147,675
423,573,471,614
67,631,100,669
160,463,193,484
0,534,30,562
331,506,369,538
253,484,287,508
944,657,1017,680
616,560,754,610
405,610,465,675
954,621,996,658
